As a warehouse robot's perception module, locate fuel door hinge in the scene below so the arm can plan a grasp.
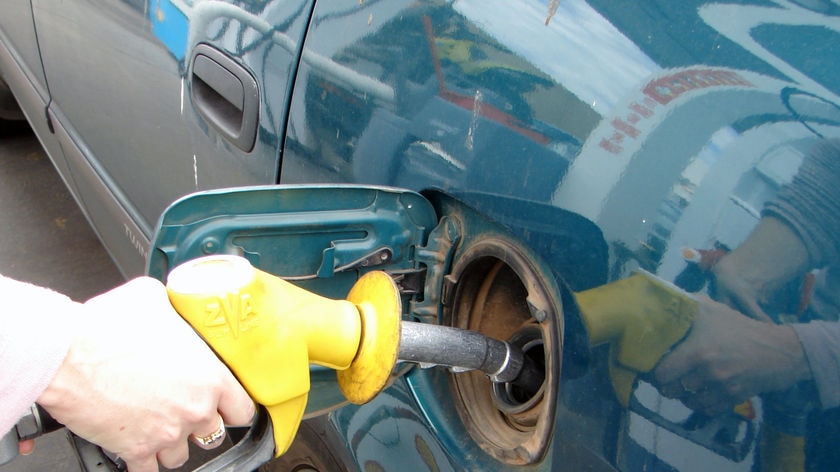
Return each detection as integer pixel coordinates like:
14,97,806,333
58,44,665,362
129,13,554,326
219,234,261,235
408,216,462,324
386,266,427,297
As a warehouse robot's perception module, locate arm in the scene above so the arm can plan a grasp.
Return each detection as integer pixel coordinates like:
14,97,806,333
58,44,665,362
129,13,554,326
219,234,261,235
713,139,840,321
791,321,840,409
0,275,77,433
711,216,810,322
763,138,840,269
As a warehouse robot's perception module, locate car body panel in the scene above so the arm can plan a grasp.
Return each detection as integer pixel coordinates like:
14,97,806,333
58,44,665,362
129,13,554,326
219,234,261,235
2,0,840,470
25,0,314,274
0,2,82,204
0,1,48,101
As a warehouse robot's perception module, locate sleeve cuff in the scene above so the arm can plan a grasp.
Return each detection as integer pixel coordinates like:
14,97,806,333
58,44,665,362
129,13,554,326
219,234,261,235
0,275,81,432
791,321,840,409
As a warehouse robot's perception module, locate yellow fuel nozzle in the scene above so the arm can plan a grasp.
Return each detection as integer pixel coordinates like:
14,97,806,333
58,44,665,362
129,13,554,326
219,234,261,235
165,255,401,456
573,270,697,406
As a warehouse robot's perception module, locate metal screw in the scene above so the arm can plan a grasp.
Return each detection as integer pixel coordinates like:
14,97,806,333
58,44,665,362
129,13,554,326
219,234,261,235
201,238,219,254
529,302,548,323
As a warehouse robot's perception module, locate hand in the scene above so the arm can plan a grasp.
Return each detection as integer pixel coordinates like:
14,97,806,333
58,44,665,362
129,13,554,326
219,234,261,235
653,296,811,416
711,257,772,322
711,216,810,322
37,277,255,472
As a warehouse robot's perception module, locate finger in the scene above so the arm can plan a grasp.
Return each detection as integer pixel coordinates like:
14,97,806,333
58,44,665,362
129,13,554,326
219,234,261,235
657,379,685,399
734,298,771,322
86,276,153,303
694,394,731,417
680,385,733,417
191,416,227,451
124,454,159,472
680,388,713,413
217,374,256,427
702,401,734,417
661,375,703,401
156,442,190,470
18,439,35,455
725,290,773,323
652,345,696,386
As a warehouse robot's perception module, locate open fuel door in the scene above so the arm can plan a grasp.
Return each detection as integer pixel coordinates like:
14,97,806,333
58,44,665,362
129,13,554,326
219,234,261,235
148,185,438,295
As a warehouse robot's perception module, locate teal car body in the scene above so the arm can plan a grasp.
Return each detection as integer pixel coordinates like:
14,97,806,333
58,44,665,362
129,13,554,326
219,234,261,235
2,1,840,470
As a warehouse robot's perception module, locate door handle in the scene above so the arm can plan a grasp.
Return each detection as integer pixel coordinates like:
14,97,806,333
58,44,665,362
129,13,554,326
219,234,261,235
190,44,259,152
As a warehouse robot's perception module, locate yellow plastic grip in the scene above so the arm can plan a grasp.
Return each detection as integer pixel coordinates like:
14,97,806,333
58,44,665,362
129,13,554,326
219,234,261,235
165,255,363,456
165,254,403,456
573,271,697,406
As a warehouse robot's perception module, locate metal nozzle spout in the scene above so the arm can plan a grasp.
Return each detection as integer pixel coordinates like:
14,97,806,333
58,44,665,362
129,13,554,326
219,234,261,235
398,321,544,397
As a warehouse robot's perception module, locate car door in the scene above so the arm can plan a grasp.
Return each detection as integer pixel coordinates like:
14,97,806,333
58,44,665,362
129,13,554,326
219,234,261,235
0,1,71,190
29,0,312,276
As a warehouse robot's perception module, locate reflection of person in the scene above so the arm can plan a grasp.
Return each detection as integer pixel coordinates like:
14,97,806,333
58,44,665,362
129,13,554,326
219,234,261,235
654,138,840,415
653,138,840,414
1,275,255,472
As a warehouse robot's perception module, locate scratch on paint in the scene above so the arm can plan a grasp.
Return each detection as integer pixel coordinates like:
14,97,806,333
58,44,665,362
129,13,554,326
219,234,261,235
418,141,466,171
545,0,561,26
193,154,198,188
465,89,482,151
180,78,185,115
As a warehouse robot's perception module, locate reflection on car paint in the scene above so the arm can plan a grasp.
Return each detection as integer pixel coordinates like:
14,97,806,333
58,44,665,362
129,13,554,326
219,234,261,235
284,2,840,470
334,384,456,472
3,0,840,470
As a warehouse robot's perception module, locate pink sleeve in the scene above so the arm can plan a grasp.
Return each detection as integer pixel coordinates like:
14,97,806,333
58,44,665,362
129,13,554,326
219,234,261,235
0,275,80,433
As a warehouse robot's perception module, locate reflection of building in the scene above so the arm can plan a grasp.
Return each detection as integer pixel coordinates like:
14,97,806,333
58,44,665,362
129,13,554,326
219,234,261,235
547,4,840,468
294,2,607,202
700,2,840,101
645,129,805,274
150,0,190,61
454,0,658,116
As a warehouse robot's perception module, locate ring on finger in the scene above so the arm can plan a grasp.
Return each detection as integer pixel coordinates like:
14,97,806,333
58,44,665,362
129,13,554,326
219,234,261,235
191,416,226,450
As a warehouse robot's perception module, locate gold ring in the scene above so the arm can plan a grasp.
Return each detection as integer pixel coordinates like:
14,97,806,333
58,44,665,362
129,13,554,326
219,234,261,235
191,417,226,450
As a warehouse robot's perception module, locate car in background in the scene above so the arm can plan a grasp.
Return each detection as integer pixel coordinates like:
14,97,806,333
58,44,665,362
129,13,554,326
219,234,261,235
2,1,840,471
